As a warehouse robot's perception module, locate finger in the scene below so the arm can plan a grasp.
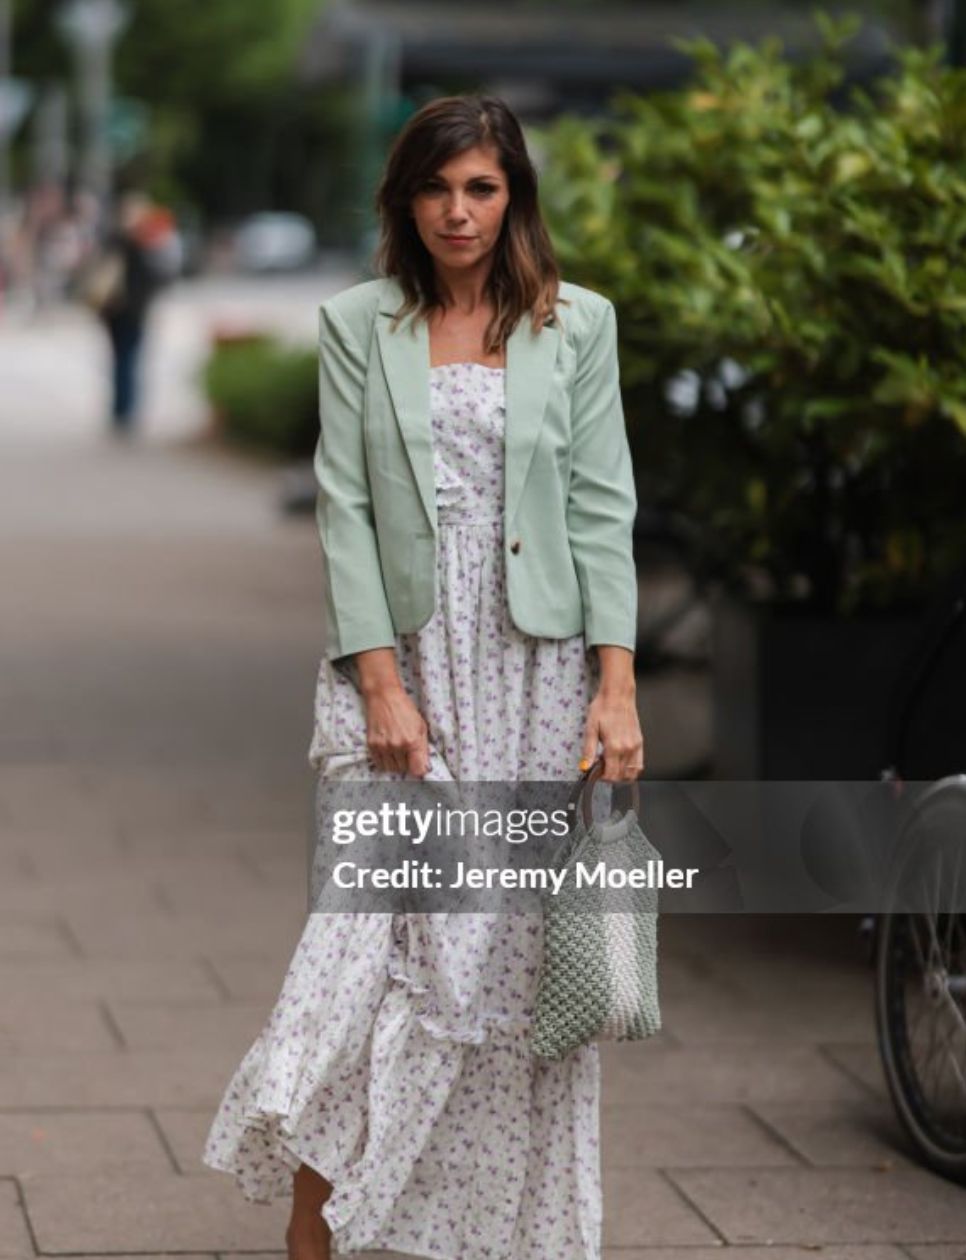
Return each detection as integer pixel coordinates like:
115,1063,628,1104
620,755,640,782
607,748,636,782
408,742,427,779
369,747,393,775
601,748,619,783
391,749,408,776
580,725,598,772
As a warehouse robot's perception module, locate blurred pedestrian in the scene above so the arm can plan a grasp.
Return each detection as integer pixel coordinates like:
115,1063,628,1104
79,190,177,434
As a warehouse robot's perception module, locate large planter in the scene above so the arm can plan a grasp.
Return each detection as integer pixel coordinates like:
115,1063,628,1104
711,590,926,781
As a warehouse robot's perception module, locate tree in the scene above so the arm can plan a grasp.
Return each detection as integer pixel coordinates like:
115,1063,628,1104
11,0,341,223
539,16,966,613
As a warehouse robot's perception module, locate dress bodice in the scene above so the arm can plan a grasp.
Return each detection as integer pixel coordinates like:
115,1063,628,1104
429,362,506,523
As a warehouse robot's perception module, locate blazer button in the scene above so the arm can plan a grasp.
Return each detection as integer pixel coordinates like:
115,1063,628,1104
510,538,522,554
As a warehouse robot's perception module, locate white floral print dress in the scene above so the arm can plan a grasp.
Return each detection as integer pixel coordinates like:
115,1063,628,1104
202,361,605,1260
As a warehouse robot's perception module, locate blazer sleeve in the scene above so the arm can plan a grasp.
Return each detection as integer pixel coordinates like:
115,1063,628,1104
314,300,397,663
566,298,639,654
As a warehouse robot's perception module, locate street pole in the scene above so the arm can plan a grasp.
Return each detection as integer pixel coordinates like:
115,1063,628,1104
0,0,11,230
56,0,129,231
31,84,68,188
948,0,966,63
359,25,401,269
919,0,966,62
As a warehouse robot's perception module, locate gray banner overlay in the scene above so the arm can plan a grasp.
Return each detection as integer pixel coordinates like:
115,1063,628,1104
304,775,966,914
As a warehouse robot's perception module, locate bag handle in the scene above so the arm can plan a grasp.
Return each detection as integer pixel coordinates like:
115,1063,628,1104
564,755,641,830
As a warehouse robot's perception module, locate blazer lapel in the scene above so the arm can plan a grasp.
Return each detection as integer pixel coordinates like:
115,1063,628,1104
505,305,560,525
375,276,560,532
375,283,435,529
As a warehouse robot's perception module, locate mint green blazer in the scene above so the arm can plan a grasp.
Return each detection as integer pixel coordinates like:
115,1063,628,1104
314,275,638,663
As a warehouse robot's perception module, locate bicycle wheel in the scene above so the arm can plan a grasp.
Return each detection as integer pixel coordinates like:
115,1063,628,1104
874,778,966,1183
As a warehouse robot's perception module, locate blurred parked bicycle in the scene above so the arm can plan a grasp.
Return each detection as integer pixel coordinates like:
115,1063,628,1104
636,504,966,1180
868,560,966,1184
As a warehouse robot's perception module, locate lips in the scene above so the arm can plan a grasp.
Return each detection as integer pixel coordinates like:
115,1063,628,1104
441,235,475,242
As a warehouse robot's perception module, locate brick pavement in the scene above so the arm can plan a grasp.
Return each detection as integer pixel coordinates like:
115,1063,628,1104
1,297,963,1257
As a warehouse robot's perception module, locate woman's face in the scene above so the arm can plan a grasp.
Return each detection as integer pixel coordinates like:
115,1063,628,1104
410,144,510,274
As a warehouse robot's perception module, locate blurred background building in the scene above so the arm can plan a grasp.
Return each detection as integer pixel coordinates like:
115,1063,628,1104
1,0,964,296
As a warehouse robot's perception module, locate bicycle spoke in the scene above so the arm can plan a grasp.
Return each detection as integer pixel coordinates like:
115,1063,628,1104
904,920,935,1061
907,984,933,1063
954,914,966,959
918,977,966,1130
928,1007,955,1119
913,973,943,1083
944,842,963,957
950,917,966,1011
923,902,943,968
937,1035,966,1131
941,980,966,1038
908,914,929,974
928,857,944,949
908,866,940,962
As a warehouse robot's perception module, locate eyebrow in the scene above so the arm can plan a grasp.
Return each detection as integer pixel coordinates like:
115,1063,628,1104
426,173,500,182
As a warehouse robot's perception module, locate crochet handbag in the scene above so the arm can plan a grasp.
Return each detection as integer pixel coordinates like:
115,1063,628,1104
531,756,662,1060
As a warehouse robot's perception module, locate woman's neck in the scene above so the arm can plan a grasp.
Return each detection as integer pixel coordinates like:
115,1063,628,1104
433,262,493,314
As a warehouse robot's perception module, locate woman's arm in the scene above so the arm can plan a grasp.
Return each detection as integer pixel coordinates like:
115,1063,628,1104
315,301,397,663
567,298,645,780
565,298,639,654
315,302,430,777
595,644,636,697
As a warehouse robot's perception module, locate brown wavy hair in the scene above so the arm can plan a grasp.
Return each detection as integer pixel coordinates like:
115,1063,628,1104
372,94,569,354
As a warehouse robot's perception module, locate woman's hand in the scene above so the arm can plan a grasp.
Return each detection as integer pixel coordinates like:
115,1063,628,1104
353,647,431,778
580,683,645,783
361,680,431,778
580,645,644,782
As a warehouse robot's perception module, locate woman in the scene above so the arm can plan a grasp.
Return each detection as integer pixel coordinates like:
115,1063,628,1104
203,94,645,1260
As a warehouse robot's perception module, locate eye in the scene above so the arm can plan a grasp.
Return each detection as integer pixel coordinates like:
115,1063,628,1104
419,178,498,194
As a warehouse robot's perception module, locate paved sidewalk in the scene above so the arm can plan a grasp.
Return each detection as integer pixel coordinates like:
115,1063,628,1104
0,267,356,446
1,308,964,1257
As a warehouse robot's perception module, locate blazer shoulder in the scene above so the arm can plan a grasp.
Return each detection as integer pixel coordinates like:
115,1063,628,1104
318,277,386,348
554,280,613,345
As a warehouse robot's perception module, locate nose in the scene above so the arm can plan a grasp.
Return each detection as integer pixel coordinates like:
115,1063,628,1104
444,193,469,222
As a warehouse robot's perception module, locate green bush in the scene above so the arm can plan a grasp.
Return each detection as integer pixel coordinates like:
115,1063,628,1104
538,12,966,614
201,335,318,459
